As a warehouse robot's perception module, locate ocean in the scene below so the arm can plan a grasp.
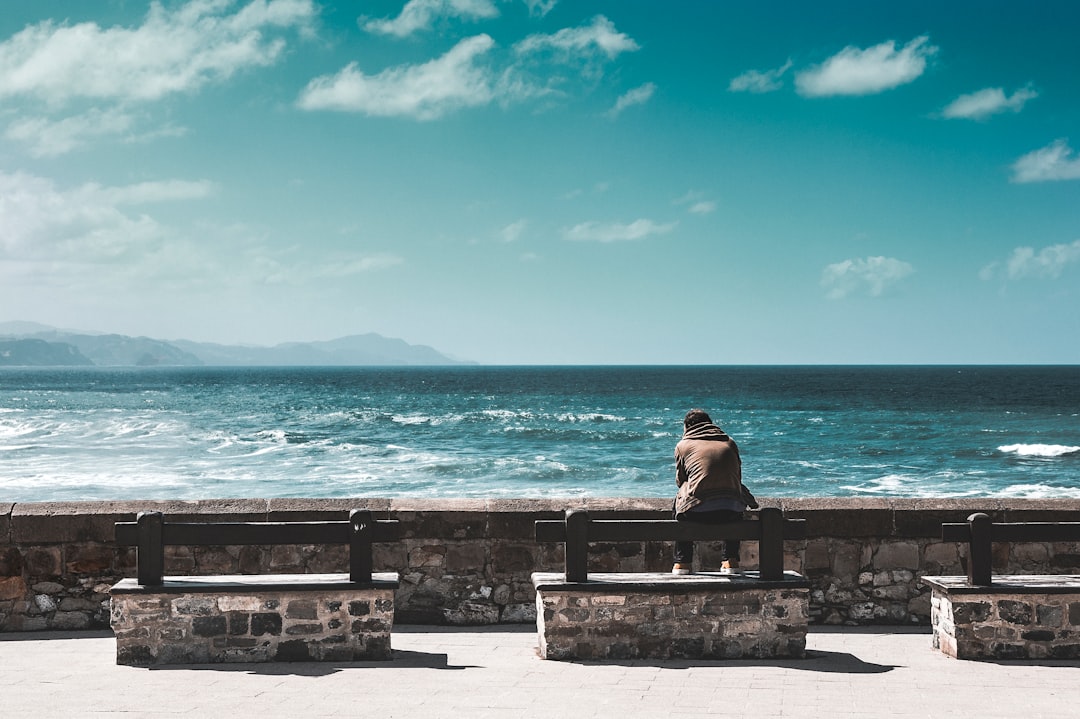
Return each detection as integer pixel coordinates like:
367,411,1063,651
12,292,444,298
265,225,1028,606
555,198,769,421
0,366,1077,502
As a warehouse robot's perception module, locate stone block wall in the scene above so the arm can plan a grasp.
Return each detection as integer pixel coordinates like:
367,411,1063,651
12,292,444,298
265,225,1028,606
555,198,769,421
3,498,1080,632
111,577,396,664
925,576,1080,660
533,573,809,660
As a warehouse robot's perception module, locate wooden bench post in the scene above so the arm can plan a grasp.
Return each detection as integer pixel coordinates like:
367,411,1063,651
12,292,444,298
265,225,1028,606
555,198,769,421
758,507,784,581
136,511,164,586
565,508,590,582
349,509,374,583
967,512,993,587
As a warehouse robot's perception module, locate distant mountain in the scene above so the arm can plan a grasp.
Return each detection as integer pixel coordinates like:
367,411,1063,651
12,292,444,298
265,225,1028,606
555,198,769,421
0,338,93,366
0,322,469,367
172,333,462,366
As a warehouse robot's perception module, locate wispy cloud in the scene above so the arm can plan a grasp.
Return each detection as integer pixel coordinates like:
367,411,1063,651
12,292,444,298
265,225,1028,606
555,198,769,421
941,86,1038,120
982,240,1080,281
4,108,186,157
0,0,315,104
821,256,914,299
1011,139,1080,183
673,190,716,215
0,170,210,265
523,0,558,17
300,15,639,119
795,36,937,97
564,219,677,243
514,15,639,61
606,82,655,118
297,35,496,119
501,219,528,242
0,0,314,155
362,0,499,38
729,59,792,94
0,169,397,294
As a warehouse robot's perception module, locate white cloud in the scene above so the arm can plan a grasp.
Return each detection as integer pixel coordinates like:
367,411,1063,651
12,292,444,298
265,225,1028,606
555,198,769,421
795,36,937,97
1011,139,1080,183
0,0,316,104
998,240,1080,280
308,254,404,278
0,169,398,296
300,15,639,119
673,190,715,215
5,108,136,157
606,82,655,118
942,86,1038,120
514,15,638,61
729,59,792,94
564,219,677,243
0,171,210,264
297,35,496,119
821,256,914,299
4,108,187,157
501,219,528,242
523,0,557,17
95,179,216,205
362,0,499,38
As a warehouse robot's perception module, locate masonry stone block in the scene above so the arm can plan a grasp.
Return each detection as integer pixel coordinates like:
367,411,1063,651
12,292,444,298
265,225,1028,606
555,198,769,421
111,577,397,664
532,572,809,660
925,576,1080,660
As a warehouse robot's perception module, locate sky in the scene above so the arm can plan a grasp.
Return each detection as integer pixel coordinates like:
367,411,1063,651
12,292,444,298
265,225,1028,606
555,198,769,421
1,0,1078,365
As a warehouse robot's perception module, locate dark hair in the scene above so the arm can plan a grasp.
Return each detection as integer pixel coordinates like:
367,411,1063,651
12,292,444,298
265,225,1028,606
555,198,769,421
683,409,712,430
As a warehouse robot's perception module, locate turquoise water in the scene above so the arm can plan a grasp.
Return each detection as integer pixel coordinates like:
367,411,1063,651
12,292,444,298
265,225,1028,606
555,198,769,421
1,366,1078,501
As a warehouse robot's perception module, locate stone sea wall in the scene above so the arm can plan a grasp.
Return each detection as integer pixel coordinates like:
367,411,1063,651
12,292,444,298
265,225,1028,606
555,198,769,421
2,498,1080,632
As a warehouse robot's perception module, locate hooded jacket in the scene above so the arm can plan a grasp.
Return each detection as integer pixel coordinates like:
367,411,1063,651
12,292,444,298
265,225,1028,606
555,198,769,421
674,422,743,517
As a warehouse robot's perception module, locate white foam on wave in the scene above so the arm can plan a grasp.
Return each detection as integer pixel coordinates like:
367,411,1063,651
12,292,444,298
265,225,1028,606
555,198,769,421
998,443,1080,458
555,412,626,423
1001,484,1080,499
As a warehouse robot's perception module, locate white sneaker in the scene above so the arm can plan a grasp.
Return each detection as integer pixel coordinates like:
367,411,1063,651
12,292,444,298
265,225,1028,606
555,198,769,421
672,564,693,575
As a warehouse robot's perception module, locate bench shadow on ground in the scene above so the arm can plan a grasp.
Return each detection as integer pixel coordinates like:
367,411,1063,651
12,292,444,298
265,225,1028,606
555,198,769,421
567,649,897,673
146,649,481,676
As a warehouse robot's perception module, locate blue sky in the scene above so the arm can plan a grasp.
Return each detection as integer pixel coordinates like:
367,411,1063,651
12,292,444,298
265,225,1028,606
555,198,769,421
1,0,1078,364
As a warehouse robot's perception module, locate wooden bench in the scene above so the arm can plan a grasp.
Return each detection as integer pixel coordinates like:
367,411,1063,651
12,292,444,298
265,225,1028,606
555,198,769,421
531,507,811,660
110,510,400,665
923,512,1080,660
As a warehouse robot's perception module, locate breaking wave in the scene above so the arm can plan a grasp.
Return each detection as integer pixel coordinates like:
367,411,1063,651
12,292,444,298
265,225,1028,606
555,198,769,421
999,444,1080,458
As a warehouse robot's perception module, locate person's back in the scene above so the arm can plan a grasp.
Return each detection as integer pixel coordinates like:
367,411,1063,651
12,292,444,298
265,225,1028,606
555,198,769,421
671,409,747,575
674,423,742,517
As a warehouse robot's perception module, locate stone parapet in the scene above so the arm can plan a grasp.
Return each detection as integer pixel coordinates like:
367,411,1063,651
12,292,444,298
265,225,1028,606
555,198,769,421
924,575,1080,660
4,499,1080,632
110,573,398,664
532,571,810,660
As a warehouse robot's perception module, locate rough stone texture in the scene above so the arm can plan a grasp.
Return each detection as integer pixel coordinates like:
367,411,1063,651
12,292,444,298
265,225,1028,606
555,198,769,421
532,572,809,660
110,574,397,664
3,499,1080,632
925,575,1080,660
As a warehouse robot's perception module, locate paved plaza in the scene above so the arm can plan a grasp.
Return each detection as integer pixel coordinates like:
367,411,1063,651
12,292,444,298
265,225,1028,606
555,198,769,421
3,625,1079,718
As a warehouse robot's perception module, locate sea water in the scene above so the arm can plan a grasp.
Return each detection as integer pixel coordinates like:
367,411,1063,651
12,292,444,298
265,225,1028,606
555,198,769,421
0,366,1077,502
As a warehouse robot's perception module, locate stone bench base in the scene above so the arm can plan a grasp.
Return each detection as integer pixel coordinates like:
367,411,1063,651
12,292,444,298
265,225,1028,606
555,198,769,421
110,573,399,665
531,571,810,661
922,575,1080,660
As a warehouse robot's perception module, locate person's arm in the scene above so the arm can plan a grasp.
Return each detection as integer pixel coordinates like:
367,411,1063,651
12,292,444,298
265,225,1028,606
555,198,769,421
675,446,688,487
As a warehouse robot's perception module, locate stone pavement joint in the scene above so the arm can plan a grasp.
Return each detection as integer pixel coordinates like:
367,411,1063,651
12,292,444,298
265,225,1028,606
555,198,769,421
3,625,1080,718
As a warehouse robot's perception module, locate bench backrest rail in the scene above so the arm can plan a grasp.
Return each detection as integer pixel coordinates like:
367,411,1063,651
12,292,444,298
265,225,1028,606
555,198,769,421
535,507,806,582
942,513,1080,586
115,510,399,586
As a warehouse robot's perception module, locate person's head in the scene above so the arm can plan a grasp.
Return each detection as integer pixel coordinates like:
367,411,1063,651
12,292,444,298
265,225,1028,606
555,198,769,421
683,409,712,431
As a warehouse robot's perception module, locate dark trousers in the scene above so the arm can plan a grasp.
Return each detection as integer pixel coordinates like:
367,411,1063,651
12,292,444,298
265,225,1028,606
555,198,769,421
673,509,742,565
